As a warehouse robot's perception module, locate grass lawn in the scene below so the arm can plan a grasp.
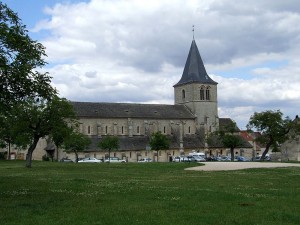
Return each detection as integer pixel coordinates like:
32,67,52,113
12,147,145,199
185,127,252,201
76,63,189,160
0,161,299,225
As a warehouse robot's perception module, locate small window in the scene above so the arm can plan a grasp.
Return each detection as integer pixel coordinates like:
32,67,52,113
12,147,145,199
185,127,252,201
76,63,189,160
105,126,108,134
137,126,140,134
163,126,166,134
87,126,91,134
200,88,205,100
122,126,124,134
206,88,210,100
182,89,185,101
188,126,191,133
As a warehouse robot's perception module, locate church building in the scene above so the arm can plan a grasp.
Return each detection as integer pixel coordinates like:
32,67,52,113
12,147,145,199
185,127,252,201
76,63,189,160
62,39,237,162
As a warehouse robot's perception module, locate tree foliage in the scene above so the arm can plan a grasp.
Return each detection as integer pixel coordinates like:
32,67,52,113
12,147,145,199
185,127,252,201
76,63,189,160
149,132,170,162
1,96,77,167
98,136,120,163
0,2,55,109
63,131,91,163
247,110,299,160
212,121,244,161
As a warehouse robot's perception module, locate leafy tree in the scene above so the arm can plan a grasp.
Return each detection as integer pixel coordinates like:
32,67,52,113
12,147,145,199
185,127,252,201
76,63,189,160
149,132,169,162
63,131,91,163
0,2,55,110
4,96,76,167
211,121,244,161
98,136,120,163
247,110,300,161
50,124,76,161
0,113,15,159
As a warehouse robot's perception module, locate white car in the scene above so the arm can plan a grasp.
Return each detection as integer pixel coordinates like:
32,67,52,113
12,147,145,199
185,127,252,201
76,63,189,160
192,156,206,162
173,156,190,162
104,157,126,163
78,157,102,163
138,158,152,163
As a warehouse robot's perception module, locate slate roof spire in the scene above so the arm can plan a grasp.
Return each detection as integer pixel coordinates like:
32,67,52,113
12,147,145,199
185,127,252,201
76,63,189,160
174,40,217,87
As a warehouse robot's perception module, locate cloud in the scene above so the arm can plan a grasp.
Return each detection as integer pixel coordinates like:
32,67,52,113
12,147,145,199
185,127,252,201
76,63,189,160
32,0,300,129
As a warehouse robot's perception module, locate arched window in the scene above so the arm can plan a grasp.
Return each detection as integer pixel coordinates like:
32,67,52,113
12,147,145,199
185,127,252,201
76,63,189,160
200,88,205,100
182,89,185,101
206,87,210,100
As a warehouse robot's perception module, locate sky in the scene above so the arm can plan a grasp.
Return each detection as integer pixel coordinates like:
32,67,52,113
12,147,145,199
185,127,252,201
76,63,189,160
2,0,300,129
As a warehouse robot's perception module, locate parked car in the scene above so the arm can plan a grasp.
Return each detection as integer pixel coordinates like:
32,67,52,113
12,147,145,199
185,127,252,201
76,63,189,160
192,156,206,162
173,156,182,162
255,156,271,161
104,157,126,163
185,156,197,162
138,158,152,163
236,156,250,162
205,156,218,161
220,156,231,161
78,157,102,163
60,158,73,163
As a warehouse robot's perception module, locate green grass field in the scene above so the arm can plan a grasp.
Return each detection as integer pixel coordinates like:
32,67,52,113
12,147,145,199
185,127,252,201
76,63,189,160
0,161,299,225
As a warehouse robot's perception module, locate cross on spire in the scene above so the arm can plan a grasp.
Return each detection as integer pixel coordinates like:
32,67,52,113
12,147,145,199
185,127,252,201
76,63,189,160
192,25,195,40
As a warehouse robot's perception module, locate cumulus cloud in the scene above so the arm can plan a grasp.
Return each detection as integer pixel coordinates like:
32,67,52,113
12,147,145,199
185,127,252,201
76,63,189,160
32,0,300,129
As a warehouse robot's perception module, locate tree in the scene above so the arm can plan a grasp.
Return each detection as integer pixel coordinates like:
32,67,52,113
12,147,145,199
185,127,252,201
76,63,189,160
63,131,91,163
211,121,244,161
149,132,170,162
50,124,75,161
0,2,55,110
98,136,120,163
247,110,300,161
3,96,77,167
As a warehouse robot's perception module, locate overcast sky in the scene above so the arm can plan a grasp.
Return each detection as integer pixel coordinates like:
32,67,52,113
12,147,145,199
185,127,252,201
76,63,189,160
3,0,300,129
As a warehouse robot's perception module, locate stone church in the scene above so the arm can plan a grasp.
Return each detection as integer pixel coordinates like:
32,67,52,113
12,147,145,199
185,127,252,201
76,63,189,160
60,39,241,162
2,39,251,162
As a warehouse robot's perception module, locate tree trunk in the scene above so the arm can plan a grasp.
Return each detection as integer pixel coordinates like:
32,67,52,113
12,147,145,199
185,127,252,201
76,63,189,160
230,147,234,161
260,142,271,161
74,150,79,162
108,149,111,163
26,136,40,168
56,146,59,161
7,141,11,160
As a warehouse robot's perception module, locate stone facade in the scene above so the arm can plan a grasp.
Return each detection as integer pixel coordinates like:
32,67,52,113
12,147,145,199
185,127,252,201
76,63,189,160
281,136,300,161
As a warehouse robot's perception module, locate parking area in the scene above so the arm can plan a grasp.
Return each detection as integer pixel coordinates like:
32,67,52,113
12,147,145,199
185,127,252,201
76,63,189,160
185,162,300,171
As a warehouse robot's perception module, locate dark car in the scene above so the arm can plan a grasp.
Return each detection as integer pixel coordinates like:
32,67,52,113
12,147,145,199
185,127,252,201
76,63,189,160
186,156,197,162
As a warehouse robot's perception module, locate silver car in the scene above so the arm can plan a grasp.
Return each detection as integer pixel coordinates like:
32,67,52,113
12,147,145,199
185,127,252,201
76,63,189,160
104,157,126,163
138,158,153,163
78,157,102,163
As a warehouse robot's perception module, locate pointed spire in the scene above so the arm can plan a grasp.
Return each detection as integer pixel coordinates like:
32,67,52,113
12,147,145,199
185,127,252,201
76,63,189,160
174,40,217,87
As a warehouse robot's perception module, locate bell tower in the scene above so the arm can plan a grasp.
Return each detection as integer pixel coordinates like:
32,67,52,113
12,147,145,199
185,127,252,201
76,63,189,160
174,40,219,133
